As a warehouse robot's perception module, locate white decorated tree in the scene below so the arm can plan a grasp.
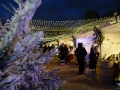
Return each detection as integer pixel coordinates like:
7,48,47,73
0,0,68,89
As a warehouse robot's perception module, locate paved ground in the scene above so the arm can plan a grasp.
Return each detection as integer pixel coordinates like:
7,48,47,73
44,56,118,90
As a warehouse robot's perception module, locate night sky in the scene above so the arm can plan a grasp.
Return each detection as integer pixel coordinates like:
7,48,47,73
0,0,120,24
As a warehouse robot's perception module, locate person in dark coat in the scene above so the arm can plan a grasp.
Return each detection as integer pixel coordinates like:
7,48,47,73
58,43,69,65
43,44,48,53
75,43,87,74
89,44,99,71
51,44,55,50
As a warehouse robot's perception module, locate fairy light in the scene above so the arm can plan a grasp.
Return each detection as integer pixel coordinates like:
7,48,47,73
28,16,120,41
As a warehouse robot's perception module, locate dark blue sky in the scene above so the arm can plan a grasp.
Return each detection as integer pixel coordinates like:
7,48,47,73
0,0,120,23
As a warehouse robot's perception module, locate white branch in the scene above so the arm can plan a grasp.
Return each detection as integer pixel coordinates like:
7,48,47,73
1,4,14,14
9,3,16,12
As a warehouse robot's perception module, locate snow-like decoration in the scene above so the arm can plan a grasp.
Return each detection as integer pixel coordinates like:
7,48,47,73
0,0,42,68
14,42,21,51
0,46,68,90
0,0,68,89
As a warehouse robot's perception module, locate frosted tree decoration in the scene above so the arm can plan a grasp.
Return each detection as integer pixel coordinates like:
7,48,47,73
0,0,42,68
0,0,68,89
0,46,68,90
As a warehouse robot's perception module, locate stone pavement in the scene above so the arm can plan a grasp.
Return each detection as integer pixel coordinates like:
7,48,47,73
44,56,118,90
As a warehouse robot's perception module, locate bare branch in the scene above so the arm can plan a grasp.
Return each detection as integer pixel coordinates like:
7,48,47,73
1,4,14,14
9,3,16,12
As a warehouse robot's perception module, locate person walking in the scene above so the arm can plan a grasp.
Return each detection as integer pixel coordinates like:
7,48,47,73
75,43,87,74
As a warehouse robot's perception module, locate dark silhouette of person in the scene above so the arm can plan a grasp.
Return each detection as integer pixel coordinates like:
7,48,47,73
43,44,48,53
89,45,99,72
64,44,69,63
58,43,69,65
94,46,99,59
114,10,118,23
51,44,55,49
75,43,87,74
48,45,51,51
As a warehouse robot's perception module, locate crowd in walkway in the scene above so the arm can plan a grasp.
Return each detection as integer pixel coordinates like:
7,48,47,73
41,42,99,75
58,43,99,75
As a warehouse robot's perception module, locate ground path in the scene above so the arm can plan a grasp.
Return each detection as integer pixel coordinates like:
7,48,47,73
44,56,117,90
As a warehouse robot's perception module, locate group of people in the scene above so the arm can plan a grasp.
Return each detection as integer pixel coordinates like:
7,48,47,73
75,43,99,75
42,44,55,53
43,42,99,75
58,43,76,64
58,43,69,64
58,43,99,75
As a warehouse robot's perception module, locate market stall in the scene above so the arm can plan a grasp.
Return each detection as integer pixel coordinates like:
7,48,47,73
75,22,120,84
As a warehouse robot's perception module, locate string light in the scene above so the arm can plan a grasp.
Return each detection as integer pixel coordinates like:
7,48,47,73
28,16,119,41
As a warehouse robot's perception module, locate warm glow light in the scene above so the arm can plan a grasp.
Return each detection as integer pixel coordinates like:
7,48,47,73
115,61,118,63
30,15,119,43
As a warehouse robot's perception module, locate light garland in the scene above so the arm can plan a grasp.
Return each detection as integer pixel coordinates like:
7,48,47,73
2,2,119,43
29,16,119,42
